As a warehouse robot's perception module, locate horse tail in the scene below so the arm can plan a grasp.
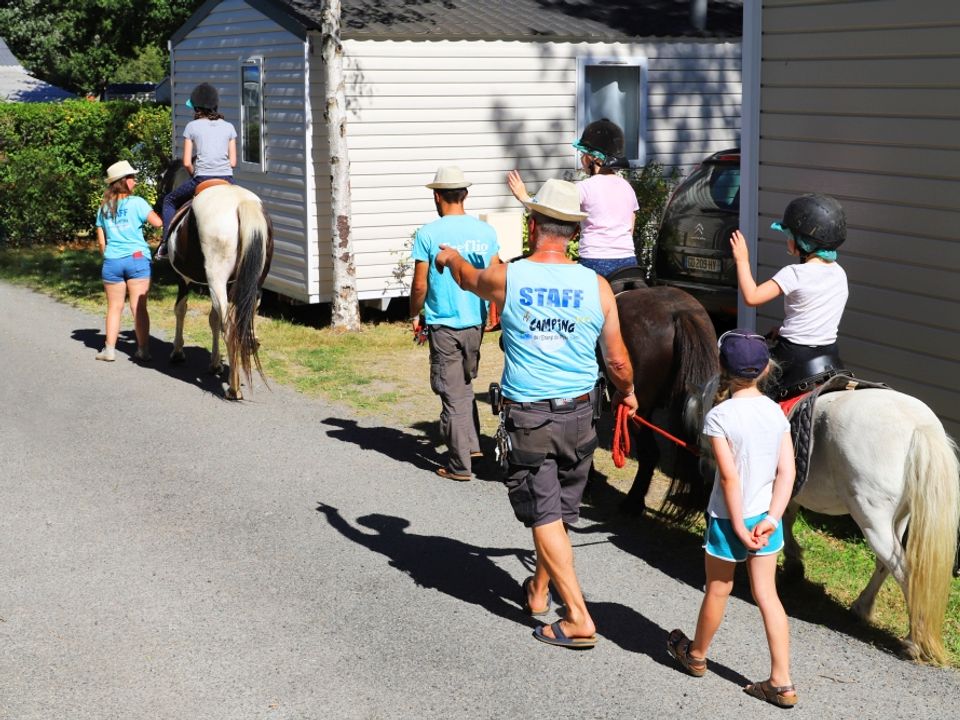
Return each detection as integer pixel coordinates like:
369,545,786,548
661,306,719,520
227,195,270,388
670,308,719,402
902,423,960,664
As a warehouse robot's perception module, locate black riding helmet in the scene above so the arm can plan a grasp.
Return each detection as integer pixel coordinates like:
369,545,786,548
187,82,219,111
775,194,846,250
573,118,629,169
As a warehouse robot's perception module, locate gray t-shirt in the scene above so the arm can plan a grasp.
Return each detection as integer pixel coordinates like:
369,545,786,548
184,118,237,177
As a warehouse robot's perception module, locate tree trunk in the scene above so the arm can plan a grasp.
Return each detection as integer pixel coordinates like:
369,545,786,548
320,0,360,330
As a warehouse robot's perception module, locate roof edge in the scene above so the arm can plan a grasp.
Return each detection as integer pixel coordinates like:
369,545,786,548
170,0,310,46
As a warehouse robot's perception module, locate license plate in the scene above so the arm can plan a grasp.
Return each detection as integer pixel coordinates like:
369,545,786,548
686,256,721,273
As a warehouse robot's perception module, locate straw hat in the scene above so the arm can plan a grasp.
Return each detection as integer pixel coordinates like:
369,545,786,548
523,179,587,222
105,160,137,184
426,166,472,190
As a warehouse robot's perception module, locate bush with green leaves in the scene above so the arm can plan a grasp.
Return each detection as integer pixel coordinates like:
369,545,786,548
0,100,171,245
624,161,683,276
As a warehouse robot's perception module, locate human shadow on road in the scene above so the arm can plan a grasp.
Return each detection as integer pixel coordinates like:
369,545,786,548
316,503,540,625
589,600,750,687
71,327,228,397
573,505,905,657
322,418,444,474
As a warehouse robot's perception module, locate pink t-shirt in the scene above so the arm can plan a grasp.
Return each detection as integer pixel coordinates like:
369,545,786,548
577,173,639,259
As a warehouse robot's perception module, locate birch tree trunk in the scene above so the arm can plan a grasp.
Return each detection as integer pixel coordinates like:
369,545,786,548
320,0,360,330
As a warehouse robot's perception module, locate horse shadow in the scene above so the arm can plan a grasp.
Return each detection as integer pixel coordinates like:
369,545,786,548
574,502,906,657
315,504,537,625
322,417,504,482
71,327,228,397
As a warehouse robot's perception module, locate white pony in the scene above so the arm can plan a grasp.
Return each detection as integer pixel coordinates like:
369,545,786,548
166,182,273,400
780,388,960,664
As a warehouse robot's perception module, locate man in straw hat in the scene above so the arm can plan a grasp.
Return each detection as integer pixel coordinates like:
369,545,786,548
409,166,501,482
436,178,637,648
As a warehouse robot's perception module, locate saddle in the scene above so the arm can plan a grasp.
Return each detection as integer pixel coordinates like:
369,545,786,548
169,179,232,229
773,345,846,401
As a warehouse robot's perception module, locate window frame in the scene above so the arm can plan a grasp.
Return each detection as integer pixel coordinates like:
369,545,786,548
576,56,648,167
239,56,265,170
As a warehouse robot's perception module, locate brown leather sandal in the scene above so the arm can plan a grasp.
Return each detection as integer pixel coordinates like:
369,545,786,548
743,679,798,708
667,629,707,677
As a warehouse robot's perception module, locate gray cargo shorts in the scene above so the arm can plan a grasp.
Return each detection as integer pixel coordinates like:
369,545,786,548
502,394,598,527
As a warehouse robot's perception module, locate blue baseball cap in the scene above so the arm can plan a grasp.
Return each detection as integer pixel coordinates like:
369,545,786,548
718,329,769,379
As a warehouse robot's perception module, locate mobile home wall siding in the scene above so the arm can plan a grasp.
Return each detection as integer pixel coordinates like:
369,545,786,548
172,0,313,301
758,0,960,436
312,38,740,299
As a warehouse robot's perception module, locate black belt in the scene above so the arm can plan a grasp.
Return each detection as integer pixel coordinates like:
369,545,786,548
503,392,590,410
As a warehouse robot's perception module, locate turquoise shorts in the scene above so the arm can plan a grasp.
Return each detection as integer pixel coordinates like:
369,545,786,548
102,253,151,284
704,513,784,562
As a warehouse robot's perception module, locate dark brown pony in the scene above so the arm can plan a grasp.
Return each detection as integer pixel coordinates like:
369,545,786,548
612,284,719,514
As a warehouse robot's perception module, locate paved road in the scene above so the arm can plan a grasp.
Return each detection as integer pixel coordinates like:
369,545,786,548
1,281,957,719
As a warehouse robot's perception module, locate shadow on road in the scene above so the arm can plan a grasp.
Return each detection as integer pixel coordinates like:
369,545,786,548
574,504,906,658
315,504,537,626
71,327,229,397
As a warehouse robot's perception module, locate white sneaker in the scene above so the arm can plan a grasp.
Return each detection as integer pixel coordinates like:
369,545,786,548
95,347,116,362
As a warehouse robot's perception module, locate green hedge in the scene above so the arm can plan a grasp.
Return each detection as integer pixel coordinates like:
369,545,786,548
0,100,171,245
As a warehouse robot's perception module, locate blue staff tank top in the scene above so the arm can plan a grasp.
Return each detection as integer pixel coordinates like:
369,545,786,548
500,260,604,401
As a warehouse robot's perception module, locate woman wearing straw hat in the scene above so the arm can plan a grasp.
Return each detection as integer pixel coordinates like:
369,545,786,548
94,160,162,362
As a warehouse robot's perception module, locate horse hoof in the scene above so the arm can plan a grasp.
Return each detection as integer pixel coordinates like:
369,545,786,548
209,364,223,376
227,388,242,401
170,351,186,364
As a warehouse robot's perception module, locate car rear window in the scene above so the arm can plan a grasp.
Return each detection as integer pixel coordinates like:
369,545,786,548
670,164,741,215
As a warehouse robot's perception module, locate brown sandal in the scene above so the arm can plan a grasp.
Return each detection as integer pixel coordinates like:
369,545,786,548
743,679,798,708
667,629,707,677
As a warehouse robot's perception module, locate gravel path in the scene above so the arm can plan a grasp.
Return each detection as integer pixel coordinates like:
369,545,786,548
1,281,956,719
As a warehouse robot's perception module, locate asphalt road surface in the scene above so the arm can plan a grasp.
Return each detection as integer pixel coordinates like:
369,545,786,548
1,281,957,719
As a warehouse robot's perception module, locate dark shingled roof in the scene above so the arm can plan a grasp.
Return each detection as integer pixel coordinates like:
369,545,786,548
276,0,742,41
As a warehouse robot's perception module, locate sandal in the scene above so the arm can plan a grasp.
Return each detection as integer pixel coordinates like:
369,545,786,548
666,629,707,677
743,679,798,708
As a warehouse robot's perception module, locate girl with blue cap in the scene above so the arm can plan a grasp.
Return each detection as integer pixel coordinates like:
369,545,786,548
668,329,798,708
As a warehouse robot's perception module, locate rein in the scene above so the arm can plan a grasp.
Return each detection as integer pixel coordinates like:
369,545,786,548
612,403,700,469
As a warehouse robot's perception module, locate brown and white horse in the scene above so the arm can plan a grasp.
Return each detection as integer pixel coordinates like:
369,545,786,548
163,171,273,400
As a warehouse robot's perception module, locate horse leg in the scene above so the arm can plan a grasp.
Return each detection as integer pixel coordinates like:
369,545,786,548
623,425,658,515
208,305,224,375
780,503,804,581
170,279,190,364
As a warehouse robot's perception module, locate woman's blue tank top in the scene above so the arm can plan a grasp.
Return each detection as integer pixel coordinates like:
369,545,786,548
500,260,604,401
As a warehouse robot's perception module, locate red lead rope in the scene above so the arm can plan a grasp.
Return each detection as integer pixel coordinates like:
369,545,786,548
612,403,701,468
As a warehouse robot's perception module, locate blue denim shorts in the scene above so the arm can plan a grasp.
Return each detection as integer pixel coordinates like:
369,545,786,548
102,253,151,284
704,513,784,562
578,256,639,279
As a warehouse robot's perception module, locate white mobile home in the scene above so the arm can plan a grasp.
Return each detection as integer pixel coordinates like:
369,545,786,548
739,2,960,437
170,0,743,306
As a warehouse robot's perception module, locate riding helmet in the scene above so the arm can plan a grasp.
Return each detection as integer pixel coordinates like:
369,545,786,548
572,118,629,169
187,82,219,111
776,194,846,250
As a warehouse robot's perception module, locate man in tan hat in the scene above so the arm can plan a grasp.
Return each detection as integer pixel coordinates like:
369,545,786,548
435,178,637,649
409,166,501,481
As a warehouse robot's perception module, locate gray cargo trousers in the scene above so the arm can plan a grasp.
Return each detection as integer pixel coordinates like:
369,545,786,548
428,324,483,476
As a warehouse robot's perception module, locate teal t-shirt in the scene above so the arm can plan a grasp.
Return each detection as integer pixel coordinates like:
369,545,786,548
500,260,604,401
95,196,152,260
411,214,499,328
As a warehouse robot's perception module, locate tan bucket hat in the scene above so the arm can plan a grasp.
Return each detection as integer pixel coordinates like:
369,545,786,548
105,160,137,184
524,178,588,222
426,166,472,190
